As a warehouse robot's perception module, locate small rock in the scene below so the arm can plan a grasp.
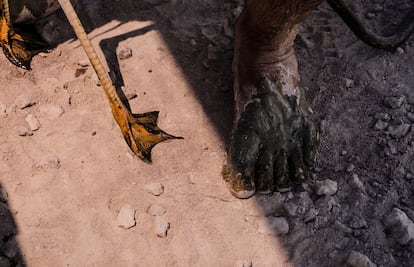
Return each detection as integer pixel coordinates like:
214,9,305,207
15,94,36,109
78,59,89,67
144,182,164,196
126,92,137,100
384,208,414,245
146,204,166,216
341,150,348,156
407,112,414,122
374,113,390,121
39,104,64,119
335,238,350,250
117,205,136,229
119,48,133,60
37,155,61,169
335,220,353,234
257,216,289,235
304,208,319,223
25,114,41,131
346,164,355,173
314,179,338,196
17,126,33,136
366,12,375,19
383,95,405,109
349,174,365,192
347,251,377,267
154,216,170,238
234,260,252,267
388,124,410,139
374,120,388,131
344,78,354,88
315,196,336,212
396,47,404,54
349,216,368,229
314,216,329,228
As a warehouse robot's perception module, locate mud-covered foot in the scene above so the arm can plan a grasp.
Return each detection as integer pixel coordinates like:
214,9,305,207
0,18,48,69
223,78,319,198
117,109,183,163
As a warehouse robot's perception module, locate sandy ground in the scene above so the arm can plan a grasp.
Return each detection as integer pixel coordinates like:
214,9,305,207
1,0,413,266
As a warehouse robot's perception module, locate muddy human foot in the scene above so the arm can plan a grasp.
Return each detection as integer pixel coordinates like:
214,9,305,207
223,78,318,198
223,0,322,198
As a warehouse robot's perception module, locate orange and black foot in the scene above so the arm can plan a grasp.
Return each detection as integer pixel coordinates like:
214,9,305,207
117,109,183,163
0,9,48,69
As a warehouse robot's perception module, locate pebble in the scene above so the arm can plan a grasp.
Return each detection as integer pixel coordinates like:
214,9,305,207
257,216,289,235
304,208,319,223
349,216,368,229
25,114,41,131
314,179,338,196
396,47,404,55
335,220,353,234
335,237,350,250
374,113,390,122
346,164,355,173
347,251,377,267
117,205,136,229
234,260,252,267
15,94,36,109
344,78,354,88
39,104,64,119
349,174,365,192
144,182,164,196
17,126,33,136
78,59,89,67
315,196,336,212
154,216,170,238
374,120,388,131
383,95,405,109
119,48,133,60
146,204,166,216
384,208,414,245
37,155,61,169
388,124,410,139
407,112,414,122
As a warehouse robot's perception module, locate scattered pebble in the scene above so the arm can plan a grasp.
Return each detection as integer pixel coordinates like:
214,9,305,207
154,216,170,238
349,174,365,192
117,205,136,229
144,182,164,196
349,216,368,229
384,208,414,245
257,216,289,235
234,260,252,267
119,48,133,60
344,78,354,88
396,47,404,55
78,59,89,67
346,164,355,173
407,112,414,122
374,113,390,122
146,204,166,216
374,120,388,131
25,114,41,131
315,196,336,212
366,12,375,19
39,104,64,119
388,124,410,139
37,155,61,169
304,208,319,223
347,251,377,267
383,96,405,109
314,179,338,196
334,220,353,234
341,150,348,156
15,94,36,109
17,126,33,136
